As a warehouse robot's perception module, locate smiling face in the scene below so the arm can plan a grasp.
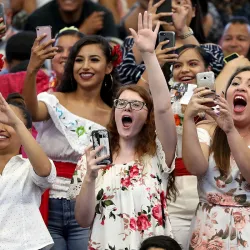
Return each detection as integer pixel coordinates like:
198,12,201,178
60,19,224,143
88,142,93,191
0,106,26,154
73,44,113,91
226,70,250,126
115,90,148,141
173,48,207,84
57,0,84,12
52,35,80,81
221,23,250,57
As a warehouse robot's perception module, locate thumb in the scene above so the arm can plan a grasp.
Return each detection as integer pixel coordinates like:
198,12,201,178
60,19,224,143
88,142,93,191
129,28,138,40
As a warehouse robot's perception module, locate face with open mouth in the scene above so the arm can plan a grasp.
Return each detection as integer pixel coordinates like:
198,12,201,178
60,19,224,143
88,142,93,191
226,70,250,123
115,90,148,140
52,35,80,81
173,48,207,85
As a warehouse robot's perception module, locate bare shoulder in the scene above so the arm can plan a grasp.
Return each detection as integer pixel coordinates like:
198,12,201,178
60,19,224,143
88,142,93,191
196,120,217,137
52,92,65,100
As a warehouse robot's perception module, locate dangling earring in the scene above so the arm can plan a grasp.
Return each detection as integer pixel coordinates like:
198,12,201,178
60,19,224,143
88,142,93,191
104,74,114,91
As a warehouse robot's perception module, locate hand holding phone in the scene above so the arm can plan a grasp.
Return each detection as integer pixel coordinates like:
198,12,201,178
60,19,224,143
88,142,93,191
196,72,216,107
91,130,112,165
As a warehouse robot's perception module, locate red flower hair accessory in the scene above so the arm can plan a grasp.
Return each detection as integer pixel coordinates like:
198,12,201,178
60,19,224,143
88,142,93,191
0,54,4,71
111,45,122,67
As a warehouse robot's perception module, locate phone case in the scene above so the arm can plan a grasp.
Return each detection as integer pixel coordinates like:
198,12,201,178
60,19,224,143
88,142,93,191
91,130,112,165
154,0,172,23
158,31,175,50
223,53,239,63
0,3,6,34
196,72,215,89
36,26,52,45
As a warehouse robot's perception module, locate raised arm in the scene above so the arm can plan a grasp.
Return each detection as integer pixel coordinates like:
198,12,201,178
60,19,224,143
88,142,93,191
0,93,51,176
182,87,215,175
130,12,177,167
22,35,58,122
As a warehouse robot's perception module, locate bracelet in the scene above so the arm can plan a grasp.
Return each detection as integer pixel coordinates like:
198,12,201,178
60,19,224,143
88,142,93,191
179,27,194,39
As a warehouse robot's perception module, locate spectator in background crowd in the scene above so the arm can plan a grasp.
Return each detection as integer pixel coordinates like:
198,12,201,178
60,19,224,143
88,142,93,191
24,0,118,38
2,31,36,75
220,16,250,59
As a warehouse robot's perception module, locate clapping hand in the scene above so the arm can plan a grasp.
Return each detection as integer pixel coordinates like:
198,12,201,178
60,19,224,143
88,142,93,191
0,93,23,128
129,11,160,54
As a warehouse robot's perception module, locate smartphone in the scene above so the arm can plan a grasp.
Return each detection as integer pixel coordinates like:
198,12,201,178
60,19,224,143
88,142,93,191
91,129,112,165
223,53,239,63
158,31,175,50
196,72,215,106
36,26,52,46
154,0,172,23
0,3,6,34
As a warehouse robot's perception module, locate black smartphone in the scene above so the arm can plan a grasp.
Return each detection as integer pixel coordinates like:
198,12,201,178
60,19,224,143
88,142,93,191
223,53,239,63
154,0,172,23
0,3,6,34
91,129,112,165
158,31,175,50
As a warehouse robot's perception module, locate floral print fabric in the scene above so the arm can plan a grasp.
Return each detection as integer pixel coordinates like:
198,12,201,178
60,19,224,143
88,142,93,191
75,138,174,250
187,128,250,250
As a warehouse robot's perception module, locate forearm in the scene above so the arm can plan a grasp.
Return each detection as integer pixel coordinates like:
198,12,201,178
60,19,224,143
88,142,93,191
22,68,40,121
177,26,199,46
14,122,51,177
99,0,120,24
142,52,176,165
137,70,149,90
227,129,250,183
23,0,36,14
75,177,96,227
182,118,209,175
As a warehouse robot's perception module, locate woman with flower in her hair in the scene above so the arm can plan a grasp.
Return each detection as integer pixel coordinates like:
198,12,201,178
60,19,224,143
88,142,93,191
22,35,120,250
74,12,176,250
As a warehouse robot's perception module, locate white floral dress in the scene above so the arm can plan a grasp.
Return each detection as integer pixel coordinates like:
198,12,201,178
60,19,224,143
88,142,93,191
72,138,174,250
187,128,250,250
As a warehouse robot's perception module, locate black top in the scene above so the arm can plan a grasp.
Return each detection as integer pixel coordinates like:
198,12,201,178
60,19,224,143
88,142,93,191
24,0,118,38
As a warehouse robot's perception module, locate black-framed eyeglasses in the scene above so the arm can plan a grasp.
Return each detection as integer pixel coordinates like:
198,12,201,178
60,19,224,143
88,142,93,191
114,99,147,111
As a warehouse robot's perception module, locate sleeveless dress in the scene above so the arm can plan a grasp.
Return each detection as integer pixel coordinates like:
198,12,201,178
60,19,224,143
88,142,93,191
186,128,250,250
69,138,175,250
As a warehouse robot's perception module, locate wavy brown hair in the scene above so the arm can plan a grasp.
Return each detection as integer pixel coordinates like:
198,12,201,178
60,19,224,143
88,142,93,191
210,66,250,175
107,85,177,200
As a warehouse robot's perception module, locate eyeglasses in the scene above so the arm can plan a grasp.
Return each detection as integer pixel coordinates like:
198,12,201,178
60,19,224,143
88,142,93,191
114,99,147,111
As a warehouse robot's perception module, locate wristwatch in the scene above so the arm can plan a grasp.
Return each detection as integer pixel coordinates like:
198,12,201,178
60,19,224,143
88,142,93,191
179,28,194,39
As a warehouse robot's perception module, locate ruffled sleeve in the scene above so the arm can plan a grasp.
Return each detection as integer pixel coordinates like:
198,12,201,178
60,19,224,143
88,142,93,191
197,127,212,147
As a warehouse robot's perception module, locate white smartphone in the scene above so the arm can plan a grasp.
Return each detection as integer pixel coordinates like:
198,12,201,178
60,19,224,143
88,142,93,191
196,72,215,90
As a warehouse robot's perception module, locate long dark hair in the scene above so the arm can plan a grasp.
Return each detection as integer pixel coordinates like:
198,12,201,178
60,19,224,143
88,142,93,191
190,0,207,44
210,66,250,175
57,35,120,107
107,85,177,200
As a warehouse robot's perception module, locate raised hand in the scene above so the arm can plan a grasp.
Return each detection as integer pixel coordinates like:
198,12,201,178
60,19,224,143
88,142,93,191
85,145,110,181
172,0,191,35
148,0,173,28
129,11,160,53
185,87,215,119
28,35,58,72
0,93,23,128
205,95,235,134
155,41,178,67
